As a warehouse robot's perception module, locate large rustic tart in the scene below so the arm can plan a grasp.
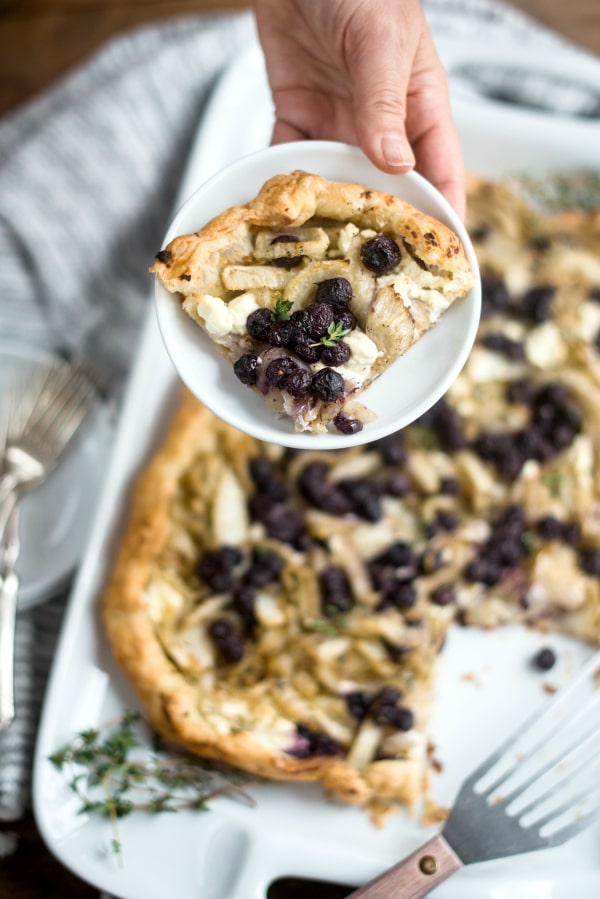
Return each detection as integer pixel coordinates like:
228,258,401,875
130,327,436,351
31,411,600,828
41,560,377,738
106,174,600,817
151,170,474,435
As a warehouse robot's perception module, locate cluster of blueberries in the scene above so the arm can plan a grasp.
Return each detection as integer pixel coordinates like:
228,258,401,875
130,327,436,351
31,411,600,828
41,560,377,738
200,543,285,663
232,233,403,434
426,380,582,482
288,686,416,760
480,273,556,324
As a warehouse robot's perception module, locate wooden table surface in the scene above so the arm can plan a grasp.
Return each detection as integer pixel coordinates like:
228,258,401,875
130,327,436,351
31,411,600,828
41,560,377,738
0,2,598,898
0,0,598,117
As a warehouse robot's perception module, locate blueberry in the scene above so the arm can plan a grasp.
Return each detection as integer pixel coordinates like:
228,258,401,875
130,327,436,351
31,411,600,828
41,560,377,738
481,333,525,360
321,342,351,367
481,273,511,316
232,584,257,632
533,647,556,671
382,579,417,610
345,691,372,721
281,367,313,398
430,584,455,606
268,320,297,347
334,309,357,332
265,356,300,387
439,477,459,496
261,504,306,545
293,337,321,364
208,618,245,663
248,457,273,487
246,307,273,342
580,547,600,577
297,462,352,515
315,277,353,309
233,353,258,386
371,432,407,466
312,368,345,401
506,379,536,406
536,516,564,541
244,547,285,586
289,725,344,758
382,473,411,497
360,234,401,274
319,573,351,614
304,302,334,340
520,284,555,323
377,541,415,568
197,547,242,592
333,413,363,435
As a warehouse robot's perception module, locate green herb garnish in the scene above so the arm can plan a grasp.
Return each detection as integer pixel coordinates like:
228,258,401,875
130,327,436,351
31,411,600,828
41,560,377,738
520,529,539,554
542,471,562,497
49,711,255,863
271,298,293,321
318,321,352,347
414,424,442,451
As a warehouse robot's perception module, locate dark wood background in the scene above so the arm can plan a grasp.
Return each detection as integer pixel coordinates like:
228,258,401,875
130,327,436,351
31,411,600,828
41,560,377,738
0,0,599,118
0,1,598,897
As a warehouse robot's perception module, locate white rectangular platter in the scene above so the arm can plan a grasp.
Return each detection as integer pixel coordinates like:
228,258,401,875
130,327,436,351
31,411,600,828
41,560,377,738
33,40,600,899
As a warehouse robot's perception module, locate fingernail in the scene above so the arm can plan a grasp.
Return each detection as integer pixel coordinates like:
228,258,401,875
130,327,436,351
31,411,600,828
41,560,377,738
381,134,415,168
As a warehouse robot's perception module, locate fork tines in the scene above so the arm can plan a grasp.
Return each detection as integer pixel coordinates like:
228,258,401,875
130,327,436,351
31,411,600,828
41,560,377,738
6,358,95,464
451,650,600,855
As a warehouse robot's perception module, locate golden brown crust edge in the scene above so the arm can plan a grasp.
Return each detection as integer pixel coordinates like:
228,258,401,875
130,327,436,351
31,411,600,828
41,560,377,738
150,169,472,296
101,389,425,808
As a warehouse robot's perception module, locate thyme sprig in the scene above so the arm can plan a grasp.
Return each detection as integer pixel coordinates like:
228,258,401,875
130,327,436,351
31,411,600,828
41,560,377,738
271,298,293,321
317,321,352,347
49,711,256,862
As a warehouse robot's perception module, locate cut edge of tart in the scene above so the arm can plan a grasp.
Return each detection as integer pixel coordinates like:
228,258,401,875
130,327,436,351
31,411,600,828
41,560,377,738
151,170,475,435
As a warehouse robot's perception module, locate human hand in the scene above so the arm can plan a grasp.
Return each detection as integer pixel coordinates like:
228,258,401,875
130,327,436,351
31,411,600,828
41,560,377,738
254,0,465,220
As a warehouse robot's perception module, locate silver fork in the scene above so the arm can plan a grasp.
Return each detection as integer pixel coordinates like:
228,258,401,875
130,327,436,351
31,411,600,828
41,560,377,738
348,649,600,898
0,357,95,730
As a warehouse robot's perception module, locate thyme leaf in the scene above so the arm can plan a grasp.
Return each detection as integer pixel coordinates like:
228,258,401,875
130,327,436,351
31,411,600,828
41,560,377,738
49,710,256,863
318,321,352,347
271,298,293,321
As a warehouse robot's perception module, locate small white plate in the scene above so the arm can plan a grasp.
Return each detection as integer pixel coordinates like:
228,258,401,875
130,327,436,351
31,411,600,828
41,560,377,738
0,343,111,609
155,140,481,450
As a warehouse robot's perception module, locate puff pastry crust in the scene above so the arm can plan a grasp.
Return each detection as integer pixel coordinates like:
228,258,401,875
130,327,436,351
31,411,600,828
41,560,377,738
151,170,474,434
106,175,600,815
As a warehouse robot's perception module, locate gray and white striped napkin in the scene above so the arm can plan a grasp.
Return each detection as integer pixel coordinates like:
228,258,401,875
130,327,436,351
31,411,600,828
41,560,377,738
0,0,595,828
0,9,257,822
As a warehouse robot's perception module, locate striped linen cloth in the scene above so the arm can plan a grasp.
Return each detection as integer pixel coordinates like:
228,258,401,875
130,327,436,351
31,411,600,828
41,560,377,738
0,0,594,826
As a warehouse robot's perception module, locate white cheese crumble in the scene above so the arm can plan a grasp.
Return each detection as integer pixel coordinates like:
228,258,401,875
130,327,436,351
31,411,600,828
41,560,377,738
334,329,381,386
227,292,260,334
525,322,568,369
194,293,232,339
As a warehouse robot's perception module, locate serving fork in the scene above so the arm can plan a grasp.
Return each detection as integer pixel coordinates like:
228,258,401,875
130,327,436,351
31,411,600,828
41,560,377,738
347,649,600,898
0,356,95,730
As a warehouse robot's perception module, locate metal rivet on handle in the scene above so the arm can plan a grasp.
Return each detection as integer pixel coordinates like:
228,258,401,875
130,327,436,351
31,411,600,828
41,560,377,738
419,854,440,875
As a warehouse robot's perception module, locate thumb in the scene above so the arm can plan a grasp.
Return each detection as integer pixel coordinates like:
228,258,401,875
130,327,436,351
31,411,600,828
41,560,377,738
348,26,416,173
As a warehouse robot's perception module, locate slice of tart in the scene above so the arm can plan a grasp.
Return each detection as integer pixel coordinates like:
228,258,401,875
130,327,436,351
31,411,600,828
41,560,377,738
151,170,475,435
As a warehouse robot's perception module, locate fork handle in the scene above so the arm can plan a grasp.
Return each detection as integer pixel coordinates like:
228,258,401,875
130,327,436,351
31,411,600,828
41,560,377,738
346,834,463,899
0,500,20,732
0,567,19,731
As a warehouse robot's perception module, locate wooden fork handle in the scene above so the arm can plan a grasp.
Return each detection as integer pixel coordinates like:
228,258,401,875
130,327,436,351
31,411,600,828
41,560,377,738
347,834,463,899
